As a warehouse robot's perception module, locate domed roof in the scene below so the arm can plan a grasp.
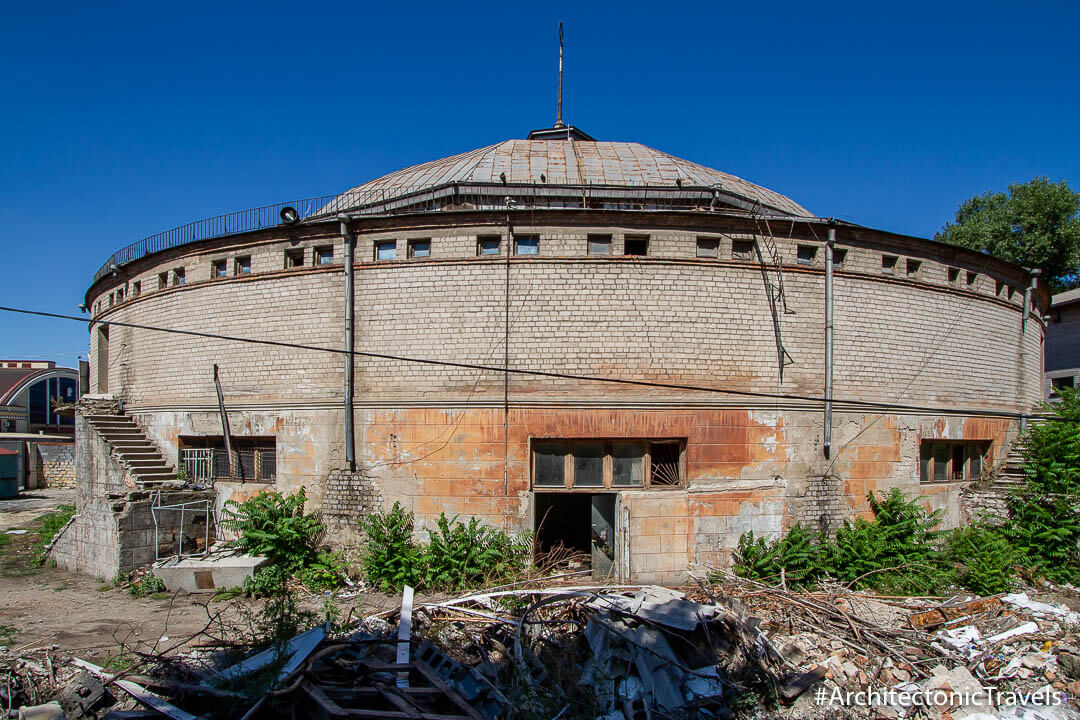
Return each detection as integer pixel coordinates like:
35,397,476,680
320,139,811,218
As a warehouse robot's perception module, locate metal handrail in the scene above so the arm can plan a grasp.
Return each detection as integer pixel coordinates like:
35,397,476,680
92,181,790,285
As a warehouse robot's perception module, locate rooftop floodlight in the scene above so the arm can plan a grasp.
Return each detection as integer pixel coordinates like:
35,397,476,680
78,303,87,313
540,173,547,183
280,206,300,225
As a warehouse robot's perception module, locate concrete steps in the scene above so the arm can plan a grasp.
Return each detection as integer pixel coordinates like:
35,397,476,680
85,414,178,486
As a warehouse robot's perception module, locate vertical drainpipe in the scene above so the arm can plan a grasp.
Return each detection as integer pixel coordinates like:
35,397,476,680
503,200,513,525
341,218,356,471
824,226,835,458
1021,268,1041,433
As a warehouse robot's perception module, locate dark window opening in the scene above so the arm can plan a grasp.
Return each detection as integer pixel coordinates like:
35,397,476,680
1051,376,1075,396
285,248,305,269
796,245,817,265
832,248,847,266
158,272,168,290
948,268,960,284
624,235,649,256
996,279,1005,296
966,271,978,287
132,281,141,296
881,255,898,275
173,267,185,285
906,259,921,278
235,256,251,275
697,237,720,258
534,493,592,557
212,260,227,278
317,245,335,264
587,235,612,256
731,239,755,260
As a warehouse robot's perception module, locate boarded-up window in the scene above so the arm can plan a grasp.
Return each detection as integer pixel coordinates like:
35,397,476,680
587,235,612,255
697,237,719,258
731,240,755,260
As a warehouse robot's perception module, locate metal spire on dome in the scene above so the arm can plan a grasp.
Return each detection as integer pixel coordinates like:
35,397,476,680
528,23,596,142
554,22,565,129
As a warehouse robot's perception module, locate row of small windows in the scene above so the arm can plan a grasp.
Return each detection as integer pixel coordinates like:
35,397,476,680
95,235,1022,311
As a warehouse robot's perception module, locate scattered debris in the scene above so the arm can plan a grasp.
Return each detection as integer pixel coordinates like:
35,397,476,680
2,575,1079,718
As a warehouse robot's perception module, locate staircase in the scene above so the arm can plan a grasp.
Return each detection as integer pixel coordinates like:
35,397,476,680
994,436,1030,490
84,414,178,486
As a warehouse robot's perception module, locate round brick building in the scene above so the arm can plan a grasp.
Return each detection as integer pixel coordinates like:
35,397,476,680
83,126,1047,582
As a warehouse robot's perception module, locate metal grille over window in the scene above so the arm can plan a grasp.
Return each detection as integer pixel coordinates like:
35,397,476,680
649,442,682,486
180,438,276,484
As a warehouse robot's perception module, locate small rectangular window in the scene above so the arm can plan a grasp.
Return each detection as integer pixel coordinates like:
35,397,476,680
948,267,960,284
966,271,978,287
478,236,501,256
212,259,227,278
933,444,949,482
881,255,898,275
408,239,431,258
624,235,649,256
317,246,335,264
116,287,124,302
995,279,1005,296
696,237,719,258
587,234,612,256
514,235,539,256
131,281,140,297
235,256,252,275
374,241,396,261
285,248,305,269
832,248,847,266
906,259,921,278
796,245,817,265
968,446,982,478
732,239,755,260
173,267,185,285
158,272,168,290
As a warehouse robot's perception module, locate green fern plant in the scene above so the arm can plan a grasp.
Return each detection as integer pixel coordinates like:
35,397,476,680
219,488,325,574
948,522,1016,595
359,502,425,592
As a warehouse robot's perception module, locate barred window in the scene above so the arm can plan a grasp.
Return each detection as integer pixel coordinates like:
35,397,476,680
532,439,685,489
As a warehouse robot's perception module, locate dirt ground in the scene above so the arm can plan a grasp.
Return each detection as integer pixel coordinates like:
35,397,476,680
0,491,396,664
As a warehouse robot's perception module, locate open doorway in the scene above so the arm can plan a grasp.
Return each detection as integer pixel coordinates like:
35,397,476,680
534,493,619,580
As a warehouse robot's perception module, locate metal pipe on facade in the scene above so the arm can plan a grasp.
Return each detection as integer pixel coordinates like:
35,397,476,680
824,227,835,458
213,364,232,474
342,219,356,471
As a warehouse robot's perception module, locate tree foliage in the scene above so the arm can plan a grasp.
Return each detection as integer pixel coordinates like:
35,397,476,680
935,177,1080,292
1007,387,1080,583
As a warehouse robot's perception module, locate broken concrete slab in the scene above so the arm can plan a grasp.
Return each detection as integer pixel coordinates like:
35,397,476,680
151,552,267,592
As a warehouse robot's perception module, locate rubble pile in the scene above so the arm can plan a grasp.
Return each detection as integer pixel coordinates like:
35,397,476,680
2,578,1079,719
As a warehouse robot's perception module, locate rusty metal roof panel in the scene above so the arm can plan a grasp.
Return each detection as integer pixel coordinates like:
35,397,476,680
328,139,810,216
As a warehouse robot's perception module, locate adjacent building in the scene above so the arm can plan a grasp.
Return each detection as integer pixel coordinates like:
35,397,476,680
1045,288,1080,397
0,361,78,490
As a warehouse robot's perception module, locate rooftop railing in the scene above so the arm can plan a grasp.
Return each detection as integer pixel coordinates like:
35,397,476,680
92,182,789,284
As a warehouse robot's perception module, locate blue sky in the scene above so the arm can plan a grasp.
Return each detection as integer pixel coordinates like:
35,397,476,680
1,1,1077,363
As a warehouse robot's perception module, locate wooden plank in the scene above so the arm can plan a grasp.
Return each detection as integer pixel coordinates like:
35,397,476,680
411,661,486,720
71,658,201,720
303,681,348,718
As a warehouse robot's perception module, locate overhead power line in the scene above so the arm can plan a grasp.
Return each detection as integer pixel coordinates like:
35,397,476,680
0,304,1054,422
